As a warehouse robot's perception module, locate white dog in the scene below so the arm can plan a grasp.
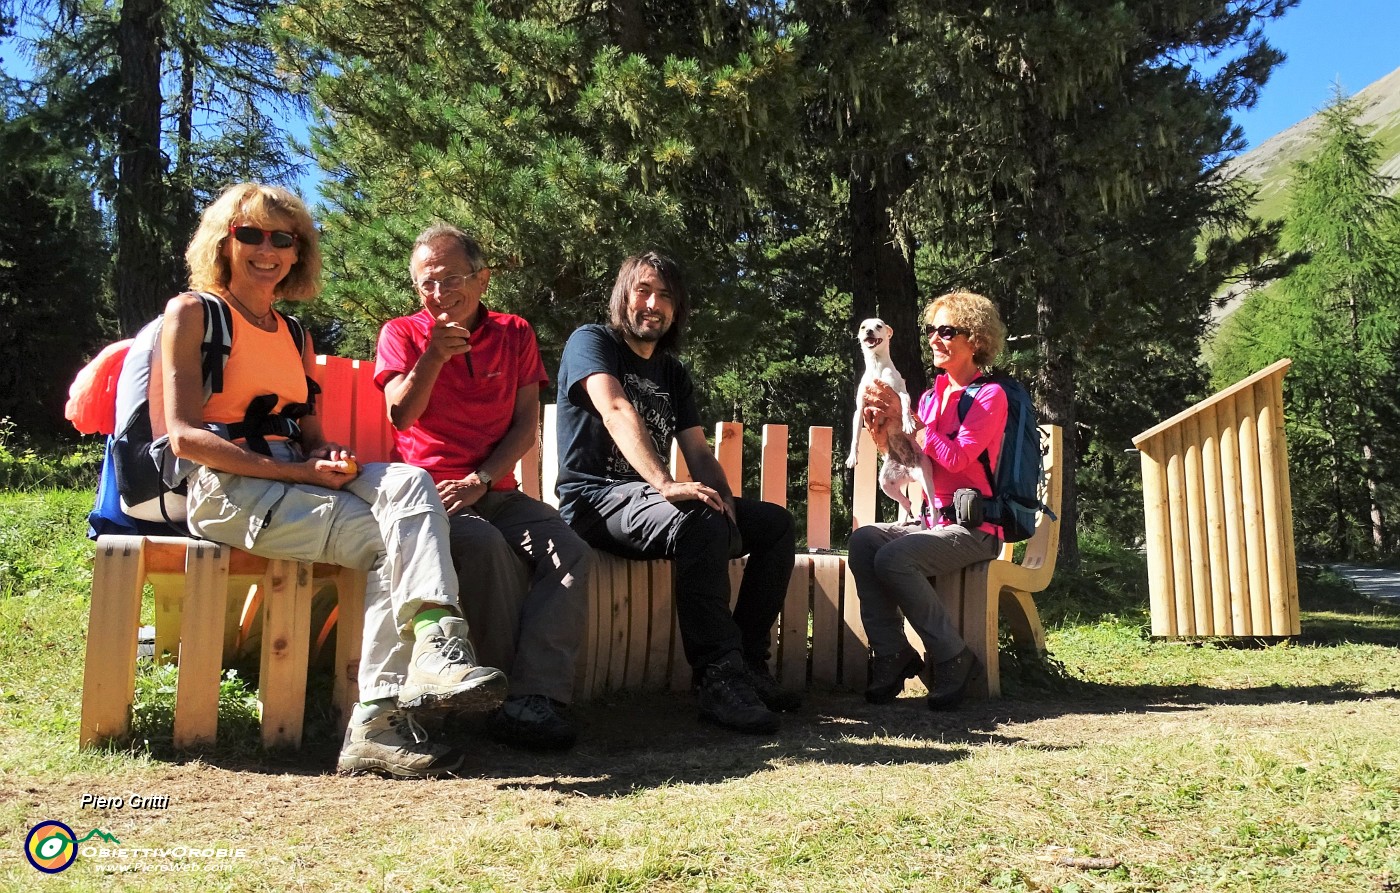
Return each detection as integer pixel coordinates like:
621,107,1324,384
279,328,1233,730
844,318,936,524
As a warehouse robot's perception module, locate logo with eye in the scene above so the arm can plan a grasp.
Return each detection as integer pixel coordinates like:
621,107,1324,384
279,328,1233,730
24,821,120,873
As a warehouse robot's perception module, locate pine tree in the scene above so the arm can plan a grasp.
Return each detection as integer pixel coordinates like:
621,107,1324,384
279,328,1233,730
1214,87,1400,556
13,0,304,333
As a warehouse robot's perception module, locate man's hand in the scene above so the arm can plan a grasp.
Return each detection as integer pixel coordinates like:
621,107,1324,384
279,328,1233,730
426,313,472,363
658,480,735,522
436,475,487,515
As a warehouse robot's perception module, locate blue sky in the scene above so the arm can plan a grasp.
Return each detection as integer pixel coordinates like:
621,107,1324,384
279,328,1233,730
1227,0,1400,149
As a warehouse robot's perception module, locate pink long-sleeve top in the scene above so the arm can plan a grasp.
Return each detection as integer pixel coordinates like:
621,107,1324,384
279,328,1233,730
917,373,1008,538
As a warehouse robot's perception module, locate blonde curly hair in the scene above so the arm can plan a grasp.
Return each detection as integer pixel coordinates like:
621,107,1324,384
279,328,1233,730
184,183,322,301
924,290,1006,367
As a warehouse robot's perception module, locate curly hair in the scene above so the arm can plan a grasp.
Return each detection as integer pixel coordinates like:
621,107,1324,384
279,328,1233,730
185,183,322,301
924,290,1006,367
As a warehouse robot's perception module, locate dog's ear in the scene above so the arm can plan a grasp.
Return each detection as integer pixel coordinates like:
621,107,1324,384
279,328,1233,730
884,324,894,338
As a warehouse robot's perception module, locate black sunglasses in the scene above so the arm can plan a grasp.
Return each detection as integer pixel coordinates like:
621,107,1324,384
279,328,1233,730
925,324,970,340
229,224,298,249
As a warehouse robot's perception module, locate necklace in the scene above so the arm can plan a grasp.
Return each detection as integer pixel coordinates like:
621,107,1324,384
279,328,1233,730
225,290,275,328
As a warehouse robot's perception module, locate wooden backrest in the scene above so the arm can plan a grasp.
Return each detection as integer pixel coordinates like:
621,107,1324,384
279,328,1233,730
313,355,393,463
1003,424,1064,571
313,355,1064,553
1131,358,1298,638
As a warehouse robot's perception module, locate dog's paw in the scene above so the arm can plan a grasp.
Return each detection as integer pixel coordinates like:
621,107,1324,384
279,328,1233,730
844,453,858,469
901,417,917,435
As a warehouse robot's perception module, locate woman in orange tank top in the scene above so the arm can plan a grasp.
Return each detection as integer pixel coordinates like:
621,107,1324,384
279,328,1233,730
160,183,505,779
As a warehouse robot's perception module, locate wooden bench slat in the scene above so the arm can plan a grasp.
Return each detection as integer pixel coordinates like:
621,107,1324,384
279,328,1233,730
172,541,230,748
258,560,314,749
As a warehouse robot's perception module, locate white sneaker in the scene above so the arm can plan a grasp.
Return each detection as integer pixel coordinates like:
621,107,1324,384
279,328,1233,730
398,616,507,711
336,708,462,778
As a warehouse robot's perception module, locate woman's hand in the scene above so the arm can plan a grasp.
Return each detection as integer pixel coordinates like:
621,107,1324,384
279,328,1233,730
860,380,903,453
309,443,359,476
293,456,353,490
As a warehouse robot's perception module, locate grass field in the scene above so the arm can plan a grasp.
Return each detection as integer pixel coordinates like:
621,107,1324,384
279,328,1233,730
1,489,1397,892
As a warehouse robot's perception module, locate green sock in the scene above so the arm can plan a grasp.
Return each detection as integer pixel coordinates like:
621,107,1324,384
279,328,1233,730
352,698,392,725
413,607,451,639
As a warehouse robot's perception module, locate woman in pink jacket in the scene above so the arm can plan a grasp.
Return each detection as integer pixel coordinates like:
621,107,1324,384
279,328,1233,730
848,290,1008,710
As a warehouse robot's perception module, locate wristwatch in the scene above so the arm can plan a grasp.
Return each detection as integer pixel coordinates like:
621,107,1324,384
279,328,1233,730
475,469,493,488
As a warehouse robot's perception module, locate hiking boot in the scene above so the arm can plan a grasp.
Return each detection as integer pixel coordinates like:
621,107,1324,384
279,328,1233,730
489,694,579,751
865,646,924,704
336,707,462,778
697,653,780,734
398,616,507,712
746,659,803,712
926,646,980,711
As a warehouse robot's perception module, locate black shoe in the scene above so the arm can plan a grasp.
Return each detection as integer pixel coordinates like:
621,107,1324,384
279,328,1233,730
697,654,780,734
927,647,980,711
746,660,802,712
865,647,924,704
489,694,578,751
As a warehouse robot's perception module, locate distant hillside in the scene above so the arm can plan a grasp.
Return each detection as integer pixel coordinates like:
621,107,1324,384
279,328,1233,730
1226,65,1400,224
1210,66,1400,323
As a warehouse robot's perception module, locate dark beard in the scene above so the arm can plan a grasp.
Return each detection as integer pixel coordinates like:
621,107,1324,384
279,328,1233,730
626,314,666,343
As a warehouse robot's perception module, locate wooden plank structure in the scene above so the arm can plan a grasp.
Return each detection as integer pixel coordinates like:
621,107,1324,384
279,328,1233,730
1132,358,1299,638
81,354,1065,750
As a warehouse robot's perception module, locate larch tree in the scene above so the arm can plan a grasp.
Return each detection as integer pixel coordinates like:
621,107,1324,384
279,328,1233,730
1214,88,1400,556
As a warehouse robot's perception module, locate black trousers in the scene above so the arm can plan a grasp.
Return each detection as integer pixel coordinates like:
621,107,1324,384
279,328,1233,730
574,481,795,671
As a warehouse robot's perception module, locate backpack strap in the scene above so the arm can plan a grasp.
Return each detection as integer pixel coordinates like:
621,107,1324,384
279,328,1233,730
275,309,320,417
956,374,996,488
193,292,234,397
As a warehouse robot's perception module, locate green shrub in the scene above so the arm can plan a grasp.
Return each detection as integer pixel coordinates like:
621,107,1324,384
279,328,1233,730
1039,526,1151,628
0,418,101,492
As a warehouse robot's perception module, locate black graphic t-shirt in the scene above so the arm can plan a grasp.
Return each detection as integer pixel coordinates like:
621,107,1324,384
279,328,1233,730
554,324,702,528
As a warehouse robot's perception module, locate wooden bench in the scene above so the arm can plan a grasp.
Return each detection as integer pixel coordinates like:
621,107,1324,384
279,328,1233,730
80,355,1063,749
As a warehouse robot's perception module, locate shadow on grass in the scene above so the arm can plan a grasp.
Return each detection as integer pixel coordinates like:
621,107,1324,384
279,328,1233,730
93,564,1400,793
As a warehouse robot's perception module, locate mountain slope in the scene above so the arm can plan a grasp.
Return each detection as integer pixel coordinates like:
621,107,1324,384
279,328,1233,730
1226,65,1400,223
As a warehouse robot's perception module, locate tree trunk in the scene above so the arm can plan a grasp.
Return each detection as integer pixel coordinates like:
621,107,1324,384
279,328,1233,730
169,40,198,293
114,0,167,335
1362,441,1385,550
609,0,646,54
849,158,923,393
1037,280,1079,571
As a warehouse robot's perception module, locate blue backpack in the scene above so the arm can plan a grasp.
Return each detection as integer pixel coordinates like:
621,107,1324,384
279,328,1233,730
82,293,311,538
956,373,1054,543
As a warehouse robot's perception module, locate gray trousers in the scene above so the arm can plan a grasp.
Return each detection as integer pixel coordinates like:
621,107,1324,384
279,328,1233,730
187,460,459,702
847,522,1000,664
448,490,591,704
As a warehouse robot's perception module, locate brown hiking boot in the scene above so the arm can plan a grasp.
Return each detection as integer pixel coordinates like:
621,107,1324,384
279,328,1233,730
926,646,980,710
398,616,507,712
865,646,924,704
336,707,462,778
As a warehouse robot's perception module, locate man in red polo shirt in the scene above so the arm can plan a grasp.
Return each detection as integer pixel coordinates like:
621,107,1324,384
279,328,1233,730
375,223,590,750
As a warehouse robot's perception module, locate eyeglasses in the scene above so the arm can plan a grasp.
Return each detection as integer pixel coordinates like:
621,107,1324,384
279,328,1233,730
229,225,298,249
415,269,482,296
926,324,970,340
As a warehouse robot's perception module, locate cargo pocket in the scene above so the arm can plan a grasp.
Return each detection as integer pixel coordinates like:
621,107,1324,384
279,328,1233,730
186,467,337,561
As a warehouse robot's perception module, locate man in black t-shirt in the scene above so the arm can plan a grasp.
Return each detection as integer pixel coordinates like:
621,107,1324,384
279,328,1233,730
555,251,799,734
